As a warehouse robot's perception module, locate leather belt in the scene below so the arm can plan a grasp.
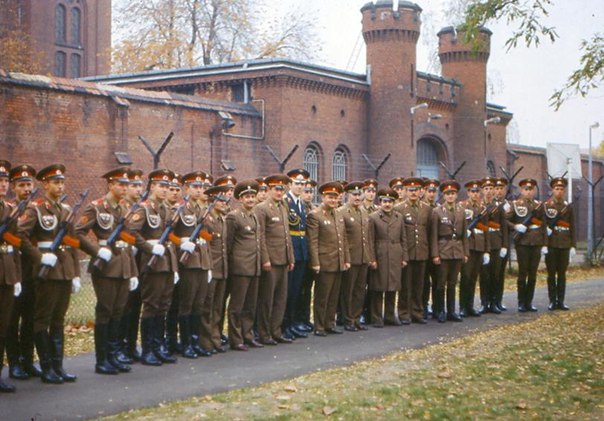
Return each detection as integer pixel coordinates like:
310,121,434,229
290,230,306,237
488,228,500,232
0,244,14,254
38,241,71,251
98,240,130,249
554,226,570,232
528,224,541,230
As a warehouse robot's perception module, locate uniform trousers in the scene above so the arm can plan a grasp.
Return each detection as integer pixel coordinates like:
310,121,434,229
6,278,34,365
436,259,462,315
479,249,503,306
257,265,288,341
0,285,14,336
91,275,129,324
227,275,259,346
369,290,397,326
515,245,541,307
340,264,369,327
545,247,570,304
204,277,226,350
33,280,71,334
177,269,209,317
313,271,342,333
294,262,314,326
398,260,426,321
140,272,174,319
284,260,307,330
460,250,483,311
422,260,438,312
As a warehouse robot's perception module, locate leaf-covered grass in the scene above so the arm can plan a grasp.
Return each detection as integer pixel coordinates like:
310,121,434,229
102,298,604,420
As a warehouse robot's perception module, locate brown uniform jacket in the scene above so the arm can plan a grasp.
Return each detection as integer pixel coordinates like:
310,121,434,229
126,198,178,273
544,198,576,249
18,196,81,280
368,210,409,291
74,195,138,279
394,199,432,261
363,202,379,214
506,198,547,246
172,201,212,270
205,209,228,279
341,203,374,265
486,198,509,250
461,199,490,252
307,205,350,272
226,208,262,277
431,203,470,260
0,200,21,285
254,198,294,266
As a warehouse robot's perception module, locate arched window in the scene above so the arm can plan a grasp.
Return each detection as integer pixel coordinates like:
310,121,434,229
416,138,440,179
55,51,66,76
332,149,347,181
70,53,81,78
55,4,66,44
71,7,81,45
487,160,496,177
303,144,320,183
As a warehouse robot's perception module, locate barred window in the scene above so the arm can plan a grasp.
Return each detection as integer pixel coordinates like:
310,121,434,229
55,51,66,77
332,149,347,181
55,4,66,44
417,138,439,179
71,7,81,45
303,144,319,183
71,53,81,78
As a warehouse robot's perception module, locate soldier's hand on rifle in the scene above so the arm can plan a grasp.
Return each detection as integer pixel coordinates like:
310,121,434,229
514,224,527,234
41,252,58,267
97,247,112,262
13,282,22,297
129,277,139,291
500,248,508,258
482,253,490,265
72,277,82,294
151,244,165,256
180,240,195,253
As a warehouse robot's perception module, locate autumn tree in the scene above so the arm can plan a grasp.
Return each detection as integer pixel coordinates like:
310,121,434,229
0,0,43,73
594,139,604,158
112,0,320,73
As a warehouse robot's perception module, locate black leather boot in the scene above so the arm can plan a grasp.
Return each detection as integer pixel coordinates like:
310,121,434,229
153,316,177,364
107,320,131,372
140,318,162,366
178,316,197,359
190,315,212,357
6,333,28,380
9,361,29,380
34,331,63,384
94,324,119,375
557,278,569,310
49,329,77,382
0,339,16,392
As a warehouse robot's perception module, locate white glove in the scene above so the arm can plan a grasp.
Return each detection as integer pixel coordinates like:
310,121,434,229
569,247,576,261
151,244,165,256
466,229,472,238
97,247,112,262
72,277,82,294
500,248,508,258
180,240,195,253
13,282,22,297
541,246,548,256
503,202,511,213
129,276,139,291
482,253,490,265
546,227,553,236
41,252,58,267
174,272,180,284
207,270,213,284
132,246,138,256
514,224,527,234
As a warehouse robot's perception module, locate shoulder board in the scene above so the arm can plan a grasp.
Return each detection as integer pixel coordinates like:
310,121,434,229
91,198,104,206
32,198,44,206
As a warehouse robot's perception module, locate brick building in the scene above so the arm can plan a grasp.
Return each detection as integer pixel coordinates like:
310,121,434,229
0,0,111,77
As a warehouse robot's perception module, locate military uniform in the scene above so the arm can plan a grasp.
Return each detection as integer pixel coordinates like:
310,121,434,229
422,182,440,319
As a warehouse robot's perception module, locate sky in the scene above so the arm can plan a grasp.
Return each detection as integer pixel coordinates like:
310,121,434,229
274,0,604,151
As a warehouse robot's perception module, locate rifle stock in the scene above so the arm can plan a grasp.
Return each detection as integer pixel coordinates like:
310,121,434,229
179,194,225,264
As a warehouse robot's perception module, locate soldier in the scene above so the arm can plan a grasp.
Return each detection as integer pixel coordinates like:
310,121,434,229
389,177,406,205
18,164,80,384
494,177,510,310
368,188,408,327
165,174,182,355
362,179,379,213
173,171,214,358
256,177,268,203
127,168,179,366
226,180,262,351
255,175,295,345
395,177,432,325
75,168,138,375
507,178,547,312
198,185,229,354
459,180,491,317
6,164,41,381
431,180,469,323
307,182,350,336
284,169,311,339
340,182,374,332
422,179,439,319
301,179,316,212
479,177,508,314
0,161,21,393
544,177,576,310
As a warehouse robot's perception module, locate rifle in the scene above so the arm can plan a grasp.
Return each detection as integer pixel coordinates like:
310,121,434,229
0,187,40,247
143,196,189,272
467,202,496,232
91,190,149,270
545,189,581,231
38,189,90,279
511,200,546,241
179,194,227,264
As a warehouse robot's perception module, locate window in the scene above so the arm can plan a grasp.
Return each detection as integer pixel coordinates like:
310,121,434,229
332,149,347,181
71,7,81,45
416,138,440,179
55,4,66,44
303,144,320,183
487,160,496,177
70,53,81,78
231,84,244,102
55,51,66,77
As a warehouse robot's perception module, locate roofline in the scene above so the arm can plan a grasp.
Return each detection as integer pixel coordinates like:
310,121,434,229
437,26,493,37
360,0,422,13
416,71,461,86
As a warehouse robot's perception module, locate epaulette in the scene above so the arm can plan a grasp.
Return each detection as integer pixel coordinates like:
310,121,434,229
32,198,44,206
91,198,104,206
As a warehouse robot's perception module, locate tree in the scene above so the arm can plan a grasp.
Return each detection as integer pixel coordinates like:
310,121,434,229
112,0,320,73
458,0,603,110
594,139,604,159
0,0,43,73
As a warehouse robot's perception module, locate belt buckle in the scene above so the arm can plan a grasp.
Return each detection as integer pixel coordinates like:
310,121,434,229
196,238,206,246
452,234,457,241
0,244,7,254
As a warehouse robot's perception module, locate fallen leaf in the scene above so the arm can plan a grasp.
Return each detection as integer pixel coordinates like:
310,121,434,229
516,400,528,410
284,385,297,393
322,406,336,416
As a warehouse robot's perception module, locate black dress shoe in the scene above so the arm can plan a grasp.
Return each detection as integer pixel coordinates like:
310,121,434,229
447,313,463,322
437,312,446,323
400,319,411,326
459,309,467,318
215,346,226,353
412,318,427,324
326,327,343,334
517,304,527,312
290,327,308,338
344,325,358,332
497,302,507,311
9,364,29,380
295,323,312,333
490,304,501,314
245,340,264,349
196,347,213,357
181,345,199,359
356,324,369,331
526,304,538,312
478,305,487,314
0,379,16,393
95,361,119,375
467,308,481,317
548,302,557,311
230,344,248,351
558,302,569,311
314,330,327,337
220,335,228,345
23,363,42,378
276,336,293,344
261,338,278,346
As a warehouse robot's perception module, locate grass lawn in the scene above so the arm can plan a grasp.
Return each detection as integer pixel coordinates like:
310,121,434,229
102,296,604,420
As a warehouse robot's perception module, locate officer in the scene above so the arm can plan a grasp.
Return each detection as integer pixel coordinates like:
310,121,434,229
340,181,374,332
368,188,408,327
255,174,295,345
18,164,80,384
307,182,350,336
430,180,468,323
75,168,138,375
256,177,268,203
127,169,179,366
507,178,547,312
165,174,182,355
494,177,510,310
544,177,575,310
395,177,432,325
389,177,406,205
226,180,262,351
0,161,21,393
301,179,316,212
6,164,41,381
422,179,439,319
362,179,379,213
459,180,490,317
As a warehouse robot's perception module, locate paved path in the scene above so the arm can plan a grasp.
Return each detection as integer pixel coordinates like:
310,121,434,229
3,279,603,420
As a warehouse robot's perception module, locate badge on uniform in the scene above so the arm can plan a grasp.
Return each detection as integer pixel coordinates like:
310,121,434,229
441,217,450,224
464,209,473,220
323,220,331,225
40,214,58,230
546,207,558,219
245,225,252,231
514,204,528,217
271,216,280,222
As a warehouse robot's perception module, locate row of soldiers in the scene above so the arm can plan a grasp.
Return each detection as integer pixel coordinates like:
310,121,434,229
0,162,575,393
